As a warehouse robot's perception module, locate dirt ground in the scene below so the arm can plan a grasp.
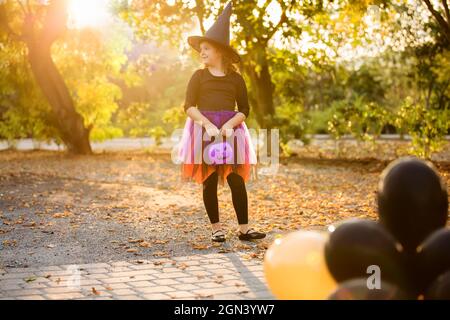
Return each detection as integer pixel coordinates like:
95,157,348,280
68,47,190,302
1,150,449,269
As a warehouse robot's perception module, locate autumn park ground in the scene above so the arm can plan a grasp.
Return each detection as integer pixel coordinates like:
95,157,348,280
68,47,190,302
0,138,449,299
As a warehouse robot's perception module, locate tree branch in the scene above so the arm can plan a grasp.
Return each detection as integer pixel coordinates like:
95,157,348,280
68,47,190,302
194,0,206,34
262,0,296,45
442,0,450,25
15,0,28,15
422,0,450,42
258,0,270,19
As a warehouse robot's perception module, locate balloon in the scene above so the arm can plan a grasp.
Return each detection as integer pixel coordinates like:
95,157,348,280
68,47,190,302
377,157,448,252
263,230,336,300
424,270,450,300
417,228,450,292
324,219,410,290
328,278,414,300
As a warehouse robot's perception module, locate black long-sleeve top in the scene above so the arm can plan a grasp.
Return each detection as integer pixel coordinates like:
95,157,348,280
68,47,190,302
183,67,250,118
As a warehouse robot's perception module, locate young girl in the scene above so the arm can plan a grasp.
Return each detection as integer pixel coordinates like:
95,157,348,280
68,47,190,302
178,2,266,243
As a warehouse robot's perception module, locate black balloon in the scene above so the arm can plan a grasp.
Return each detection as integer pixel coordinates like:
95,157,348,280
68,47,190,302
417,228,450,292
325,219,410,290
424,270,450,300
377,157,448,252
328,278,414,300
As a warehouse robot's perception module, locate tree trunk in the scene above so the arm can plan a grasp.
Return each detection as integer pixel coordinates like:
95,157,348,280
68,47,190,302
27,41,92,155
244,64,275,129
243,47,277,158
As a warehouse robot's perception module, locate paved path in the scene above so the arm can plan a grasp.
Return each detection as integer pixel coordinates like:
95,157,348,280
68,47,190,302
0,252,274,300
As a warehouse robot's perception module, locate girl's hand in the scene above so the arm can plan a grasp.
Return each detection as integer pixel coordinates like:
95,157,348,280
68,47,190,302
204,122,220,138
220,122,234,137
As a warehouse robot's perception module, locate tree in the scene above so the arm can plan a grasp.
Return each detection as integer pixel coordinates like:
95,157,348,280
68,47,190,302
118,0,330,129
0,0,92,154
421,0,450,44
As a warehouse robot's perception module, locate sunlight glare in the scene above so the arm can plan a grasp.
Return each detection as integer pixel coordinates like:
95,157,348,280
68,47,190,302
68,0,111,29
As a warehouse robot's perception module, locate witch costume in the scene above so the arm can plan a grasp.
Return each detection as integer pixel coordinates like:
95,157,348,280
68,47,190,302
177,2,257,187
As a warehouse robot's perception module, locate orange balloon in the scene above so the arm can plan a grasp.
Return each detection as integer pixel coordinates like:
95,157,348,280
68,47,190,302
264,230,337,299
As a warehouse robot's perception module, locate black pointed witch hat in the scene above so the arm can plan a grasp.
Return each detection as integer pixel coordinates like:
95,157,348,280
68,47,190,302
188,1,240,63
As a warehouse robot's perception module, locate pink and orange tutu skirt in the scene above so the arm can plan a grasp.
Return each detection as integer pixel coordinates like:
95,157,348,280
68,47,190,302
177,110,257,186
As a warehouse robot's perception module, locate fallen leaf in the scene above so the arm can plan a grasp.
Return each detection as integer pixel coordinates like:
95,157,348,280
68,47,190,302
139,241,151,248
53,211,72,218
24,277,36,283
91,287,100,295
128,239,144,244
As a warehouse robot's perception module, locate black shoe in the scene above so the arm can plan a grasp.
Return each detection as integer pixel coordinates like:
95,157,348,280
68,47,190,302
238,228,266,241
211,229,226,242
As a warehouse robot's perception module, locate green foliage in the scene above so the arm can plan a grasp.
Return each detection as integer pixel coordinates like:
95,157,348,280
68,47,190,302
0,22,130,143
432,48,450,101
327,95,392,142
307,108,337,134
149,126,166,146
162,106,186,130
273,102,310,144
115,102,153,137
394,97,449,159
0,35,61,144
53,28,129,142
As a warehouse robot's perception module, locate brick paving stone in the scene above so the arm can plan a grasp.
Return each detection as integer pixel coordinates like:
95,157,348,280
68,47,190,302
77,263,110,269
182,266,203,271
45,292,86,300
82,268,110,274
20,282,49,289
41,287,83,295
128,281,154,288
109,288,137,296
114,295,144,300
129,264,159,271
0,253,273,300
16,295,47,300
3,268,36,273
242,290,276,299
158,272,190,279
108,270,157,278
182,260,201,266
107,266,133,273
6,289,44,297
84,273,110,280
0,272,38,280
0,284,22,291
102,283,131,290
166,290,197,299
0,279,30,287
176,277,202,284
197,282,227,289
141,293,171,299
188,270,213,277
153,278,181,286
134,285,176,294
172,283,201,291
208,268,236,275
203,264,225,270
212,293,244,299
192,287,244,297
110,261,133,267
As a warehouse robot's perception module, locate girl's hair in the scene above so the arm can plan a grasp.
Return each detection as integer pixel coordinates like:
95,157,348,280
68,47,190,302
201,40,239,75
221,50,238,75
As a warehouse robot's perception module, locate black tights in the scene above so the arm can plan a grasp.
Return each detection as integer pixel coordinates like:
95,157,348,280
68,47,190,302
202,171,248,225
